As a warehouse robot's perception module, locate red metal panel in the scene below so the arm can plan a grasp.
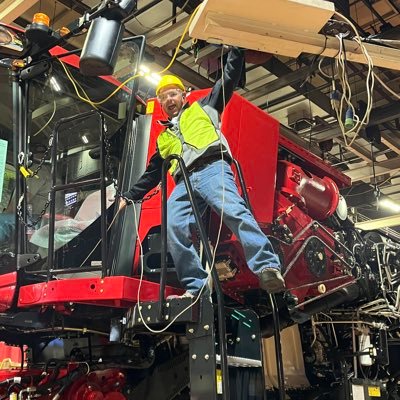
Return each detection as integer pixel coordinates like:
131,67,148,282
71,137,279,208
0,272,17,312
222,94,279,225
0,342,23,368
278,134,351,188
18,276,183,308
276,160,340,220
274,193,355,305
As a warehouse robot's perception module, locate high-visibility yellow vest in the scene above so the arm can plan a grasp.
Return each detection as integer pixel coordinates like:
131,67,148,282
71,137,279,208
156,101,231,177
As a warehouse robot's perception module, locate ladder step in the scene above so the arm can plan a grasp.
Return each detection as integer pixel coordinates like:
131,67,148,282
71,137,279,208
216,354,262,368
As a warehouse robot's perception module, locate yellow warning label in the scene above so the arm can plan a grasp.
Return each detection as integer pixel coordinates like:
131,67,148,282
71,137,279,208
216,369,222,394
146,101,155,114
368,386,381,397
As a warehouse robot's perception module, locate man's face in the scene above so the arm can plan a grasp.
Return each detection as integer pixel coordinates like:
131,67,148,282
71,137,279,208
158,85,186,118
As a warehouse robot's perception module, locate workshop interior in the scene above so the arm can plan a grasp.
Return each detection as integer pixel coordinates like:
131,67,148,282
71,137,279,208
1,0,400,399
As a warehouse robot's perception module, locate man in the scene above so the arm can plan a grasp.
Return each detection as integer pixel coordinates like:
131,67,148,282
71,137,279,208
122,47,285,297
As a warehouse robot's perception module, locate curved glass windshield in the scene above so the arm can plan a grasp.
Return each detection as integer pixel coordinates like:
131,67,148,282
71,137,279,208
0,66,15,259
0,36,144,272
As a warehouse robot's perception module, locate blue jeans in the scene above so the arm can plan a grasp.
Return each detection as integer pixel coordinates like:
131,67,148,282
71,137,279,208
167,160,281,293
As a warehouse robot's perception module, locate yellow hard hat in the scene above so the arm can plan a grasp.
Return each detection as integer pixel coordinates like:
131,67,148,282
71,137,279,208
156,75,185,96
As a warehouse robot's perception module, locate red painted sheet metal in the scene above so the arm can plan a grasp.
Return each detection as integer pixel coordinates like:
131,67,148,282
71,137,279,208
278,134,351,188
222,93,280,225
0,342,23,368
18,276,183,308
0,272,17,312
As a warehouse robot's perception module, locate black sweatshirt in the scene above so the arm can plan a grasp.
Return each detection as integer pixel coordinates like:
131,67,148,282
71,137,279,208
123,47,245,201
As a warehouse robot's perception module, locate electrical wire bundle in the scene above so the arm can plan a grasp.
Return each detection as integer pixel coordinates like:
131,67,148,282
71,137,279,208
323,11,400,148
328,12,375,148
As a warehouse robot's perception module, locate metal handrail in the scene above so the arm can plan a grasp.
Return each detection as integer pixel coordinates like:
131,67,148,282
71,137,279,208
231,158,253,213
270,293,285,399
47,110,108,280
158,154,230,400
232,158,286,398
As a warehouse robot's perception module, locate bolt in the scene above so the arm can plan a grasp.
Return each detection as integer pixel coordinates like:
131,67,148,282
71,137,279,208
138,318,141,322
204,325,210,331
139,306,142,310
147,317,151,322
204,354,209,360
236,337,241,343
192,354,197,360
166,302,170,308
165,315,169,320
317,284,326,294
188,328,194,334
251,334,256,340
147,304,152,310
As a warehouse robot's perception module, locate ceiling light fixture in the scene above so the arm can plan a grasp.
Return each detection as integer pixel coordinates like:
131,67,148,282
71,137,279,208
137,66,161,86
139,65,150,74
379,198,400,213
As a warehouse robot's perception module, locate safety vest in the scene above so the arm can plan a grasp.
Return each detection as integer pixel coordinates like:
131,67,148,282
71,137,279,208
156,101,232,178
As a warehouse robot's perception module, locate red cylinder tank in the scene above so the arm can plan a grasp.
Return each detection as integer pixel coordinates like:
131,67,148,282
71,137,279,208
276,160,340,221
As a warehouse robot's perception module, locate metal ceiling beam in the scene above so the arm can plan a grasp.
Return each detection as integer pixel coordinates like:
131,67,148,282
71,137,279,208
345,157,400,182
0,0,39,24
336,140,372,163
126,0,164,20
147,46,213,88
355,214,400,230
261,57,333,116
146,15,190,47
387,0,400,14
169,0,202,14
380,131,400,156
313,101,400,142
360,0,386,25
244,58,333,103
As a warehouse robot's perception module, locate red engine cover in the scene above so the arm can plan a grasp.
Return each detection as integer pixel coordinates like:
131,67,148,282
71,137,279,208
274,193,354,307
276,160,340,221
67,369,126,400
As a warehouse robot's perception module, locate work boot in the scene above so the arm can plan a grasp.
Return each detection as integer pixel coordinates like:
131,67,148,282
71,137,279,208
167,291,195,300
259,268,286,294
167,285,210,300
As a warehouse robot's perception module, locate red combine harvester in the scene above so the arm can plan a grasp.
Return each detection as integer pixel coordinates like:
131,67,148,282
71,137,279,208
0,8,399,400
139,89,355,310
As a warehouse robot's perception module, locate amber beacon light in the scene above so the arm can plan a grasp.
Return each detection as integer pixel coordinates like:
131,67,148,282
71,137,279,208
32,13,50,27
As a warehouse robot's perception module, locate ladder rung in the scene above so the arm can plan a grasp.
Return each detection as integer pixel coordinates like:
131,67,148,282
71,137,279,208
216,354,262,368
